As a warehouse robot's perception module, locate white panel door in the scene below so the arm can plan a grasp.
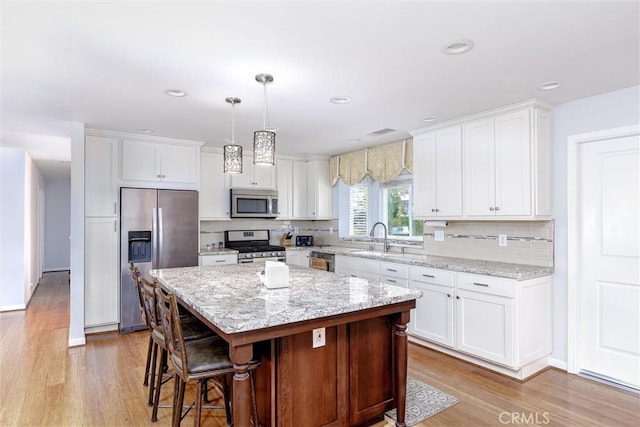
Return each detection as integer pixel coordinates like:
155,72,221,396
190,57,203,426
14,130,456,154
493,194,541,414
160,144,198,184
85,136,118,217
121,140,160,182
494,110,531,216
85,217,119,327
456,289,513,366
435,126,463,216
199,152,230,219
412,133,436,217
463,118,495,216
580,135,640,389
292,160,308,218
276,159,293,219
409,281,454,347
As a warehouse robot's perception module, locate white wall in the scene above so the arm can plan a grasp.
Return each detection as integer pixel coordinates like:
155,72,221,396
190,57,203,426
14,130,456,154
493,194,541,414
44,178,71,271
551,85,640,364
68,122,86,346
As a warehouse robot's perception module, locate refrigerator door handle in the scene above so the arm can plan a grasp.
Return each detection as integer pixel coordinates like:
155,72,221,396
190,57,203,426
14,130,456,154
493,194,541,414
152,208,159,266
157,207,164,267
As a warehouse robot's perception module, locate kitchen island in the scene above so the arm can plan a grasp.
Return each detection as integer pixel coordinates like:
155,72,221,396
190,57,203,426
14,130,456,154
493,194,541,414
151,263,421,427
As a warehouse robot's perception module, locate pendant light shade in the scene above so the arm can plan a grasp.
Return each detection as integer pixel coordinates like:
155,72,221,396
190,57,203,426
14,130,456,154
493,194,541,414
223,97,243,174
253,73,276,165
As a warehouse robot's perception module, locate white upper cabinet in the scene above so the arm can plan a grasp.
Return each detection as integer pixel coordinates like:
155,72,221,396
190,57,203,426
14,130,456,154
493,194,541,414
85,135,118,217
230,154,276,189
306,159,332,219
121,138,201,188
464,109,532,217
290,159,332,219
413,126,463,218
199,150,231,220
411,101,551,220
276,158,293,219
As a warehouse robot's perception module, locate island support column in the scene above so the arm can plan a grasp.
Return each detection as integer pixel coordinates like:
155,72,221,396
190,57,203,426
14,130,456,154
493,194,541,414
230,344,254,426
394,311,410,427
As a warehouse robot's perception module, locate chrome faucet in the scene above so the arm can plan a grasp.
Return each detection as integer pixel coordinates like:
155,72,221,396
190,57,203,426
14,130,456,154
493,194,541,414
369,222,390,253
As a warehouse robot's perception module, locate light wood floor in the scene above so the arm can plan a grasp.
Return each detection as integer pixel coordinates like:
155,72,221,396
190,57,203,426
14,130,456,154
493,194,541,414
1,271,638,426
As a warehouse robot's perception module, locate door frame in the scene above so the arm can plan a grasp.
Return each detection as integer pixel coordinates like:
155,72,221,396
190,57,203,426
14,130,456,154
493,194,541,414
566,124,640,375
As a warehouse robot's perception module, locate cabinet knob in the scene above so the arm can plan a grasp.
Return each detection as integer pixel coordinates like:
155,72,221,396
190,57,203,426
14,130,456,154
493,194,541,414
431,208,436,212
489,207,494,211
456,295,460,299
157,174,162,178
494,206,500,211
446,293,451,298
435,208,440,212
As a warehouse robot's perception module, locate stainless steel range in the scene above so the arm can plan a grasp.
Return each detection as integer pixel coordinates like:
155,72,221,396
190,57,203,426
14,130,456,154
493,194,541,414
224,230,286,263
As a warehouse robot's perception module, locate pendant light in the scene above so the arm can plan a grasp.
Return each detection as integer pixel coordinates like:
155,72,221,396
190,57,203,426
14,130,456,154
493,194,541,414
253,73,276,165
223,97,243,174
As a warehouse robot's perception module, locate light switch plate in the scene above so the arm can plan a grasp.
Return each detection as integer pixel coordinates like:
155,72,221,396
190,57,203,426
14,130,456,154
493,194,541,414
434,230,445,242
498,234,508,247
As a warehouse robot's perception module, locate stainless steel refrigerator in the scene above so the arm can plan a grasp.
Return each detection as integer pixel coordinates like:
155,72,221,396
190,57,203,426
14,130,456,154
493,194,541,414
119,188,199,333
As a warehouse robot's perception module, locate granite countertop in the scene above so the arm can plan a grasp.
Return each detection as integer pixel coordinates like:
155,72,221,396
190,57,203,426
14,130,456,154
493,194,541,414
340,251,553,280
151,264,421,334
285,246,552,280
199,248,239,256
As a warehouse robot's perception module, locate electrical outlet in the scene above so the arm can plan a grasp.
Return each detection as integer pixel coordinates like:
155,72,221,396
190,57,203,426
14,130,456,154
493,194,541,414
312,327,326,348
434,230,445,242
294,226,299,234
329,226,334,235
498,234,508,247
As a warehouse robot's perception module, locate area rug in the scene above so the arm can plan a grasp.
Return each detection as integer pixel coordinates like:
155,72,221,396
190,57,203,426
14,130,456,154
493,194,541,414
385,377,459,426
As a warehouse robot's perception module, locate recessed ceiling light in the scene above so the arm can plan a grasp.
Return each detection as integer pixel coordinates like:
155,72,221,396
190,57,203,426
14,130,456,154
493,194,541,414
421,116,436,123
139,128,154,133
164,89,188,97
330,96,352,104
441,39,474,55
347,138,361,143
538,81,561,91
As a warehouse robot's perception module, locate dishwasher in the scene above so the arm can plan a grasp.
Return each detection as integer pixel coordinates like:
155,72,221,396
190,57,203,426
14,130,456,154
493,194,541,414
309,251,335,272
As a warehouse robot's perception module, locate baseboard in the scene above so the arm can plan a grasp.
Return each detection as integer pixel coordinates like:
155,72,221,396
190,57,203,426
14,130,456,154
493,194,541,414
548,357,568,371
68,336,87,347
84,323,119,334
408,335,550,381
43,267,71,273
0,304,27,312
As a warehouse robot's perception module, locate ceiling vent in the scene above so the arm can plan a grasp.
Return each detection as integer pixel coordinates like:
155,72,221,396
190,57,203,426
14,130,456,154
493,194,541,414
367,128,396,136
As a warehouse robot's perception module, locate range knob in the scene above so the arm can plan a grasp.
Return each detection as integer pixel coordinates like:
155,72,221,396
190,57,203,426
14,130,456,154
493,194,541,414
271,252,277,257
246,253,254,258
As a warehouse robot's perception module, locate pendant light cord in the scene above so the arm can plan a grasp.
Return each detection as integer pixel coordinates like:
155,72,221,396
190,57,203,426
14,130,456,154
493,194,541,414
263,83,269,130
231,102,236,142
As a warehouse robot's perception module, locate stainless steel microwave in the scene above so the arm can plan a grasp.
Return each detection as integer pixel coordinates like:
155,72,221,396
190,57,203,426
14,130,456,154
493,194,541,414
230,188,279,218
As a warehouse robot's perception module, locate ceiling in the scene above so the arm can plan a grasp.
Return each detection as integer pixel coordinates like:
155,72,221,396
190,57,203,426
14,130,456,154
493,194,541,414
2,1,639,179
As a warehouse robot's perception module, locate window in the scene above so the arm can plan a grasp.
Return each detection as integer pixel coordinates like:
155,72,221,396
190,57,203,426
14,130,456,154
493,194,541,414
339,176,423,241
349,182,368,236
381,181,423,239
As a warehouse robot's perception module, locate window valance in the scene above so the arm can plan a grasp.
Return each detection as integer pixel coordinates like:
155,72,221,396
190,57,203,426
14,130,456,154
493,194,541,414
329,138,413,186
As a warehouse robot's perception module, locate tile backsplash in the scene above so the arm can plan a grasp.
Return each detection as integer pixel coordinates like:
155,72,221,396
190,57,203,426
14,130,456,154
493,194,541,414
421,220,554,267
201,219,554,267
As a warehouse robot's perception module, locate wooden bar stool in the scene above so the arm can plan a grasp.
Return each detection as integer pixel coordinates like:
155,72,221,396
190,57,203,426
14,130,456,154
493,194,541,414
155,288,261,427
138,277,214,422
129,263,154,388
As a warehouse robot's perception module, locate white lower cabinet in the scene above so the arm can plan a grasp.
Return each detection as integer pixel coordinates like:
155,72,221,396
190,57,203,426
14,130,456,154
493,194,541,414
409,266,455,347
455,288,514,366
286,250,310,268
199,254,237,266
85,217,119,329
335,255,380,281
379,261,409,287
409,267,551,378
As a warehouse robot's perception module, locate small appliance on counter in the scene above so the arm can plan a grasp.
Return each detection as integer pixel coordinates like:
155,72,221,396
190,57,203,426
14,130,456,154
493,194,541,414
295,235,313,246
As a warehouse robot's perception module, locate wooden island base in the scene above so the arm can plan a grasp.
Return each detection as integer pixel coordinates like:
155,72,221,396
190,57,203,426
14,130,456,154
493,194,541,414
245,306,412,427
